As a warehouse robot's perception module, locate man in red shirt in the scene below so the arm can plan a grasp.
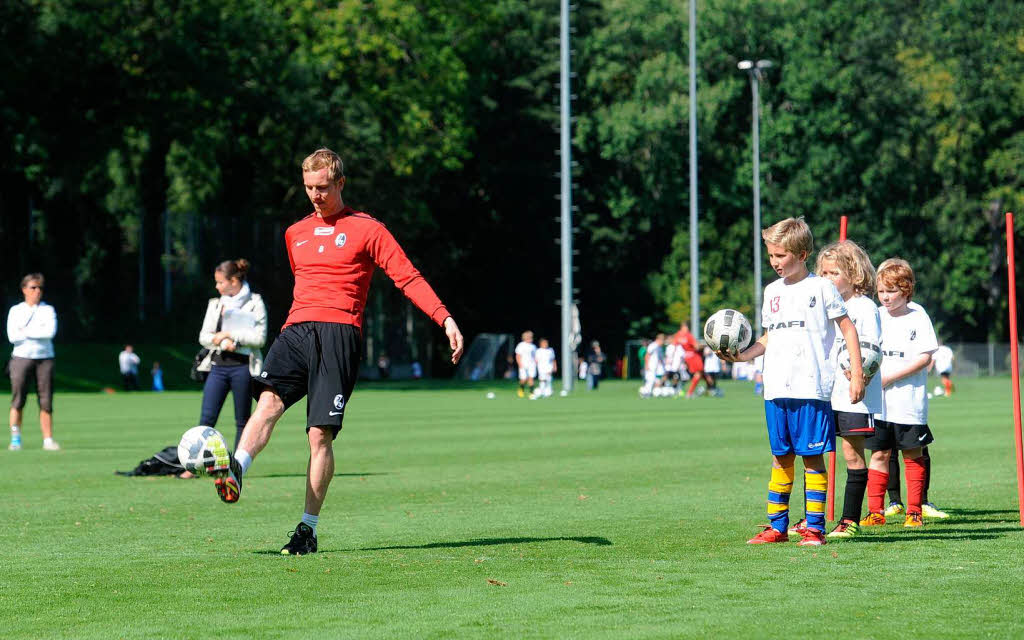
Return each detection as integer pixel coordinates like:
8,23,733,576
209,148,464,555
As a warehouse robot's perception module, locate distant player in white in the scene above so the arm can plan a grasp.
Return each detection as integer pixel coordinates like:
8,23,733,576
532,338,557,398
931,344,954,396
515,331,538,398
862,258,942,527
640,333,666,397
703,346,723,397
815,240,883,538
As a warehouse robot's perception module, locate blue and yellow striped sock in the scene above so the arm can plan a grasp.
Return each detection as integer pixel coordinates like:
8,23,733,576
767,465,795,533
805,469,827,533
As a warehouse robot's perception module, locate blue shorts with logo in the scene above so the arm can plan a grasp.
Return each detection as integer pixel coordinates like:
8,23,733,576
764,398,835,456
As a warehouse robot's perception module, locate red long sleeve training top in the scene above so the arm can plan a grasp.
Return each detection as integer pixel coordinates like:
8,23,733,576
282,207,450,330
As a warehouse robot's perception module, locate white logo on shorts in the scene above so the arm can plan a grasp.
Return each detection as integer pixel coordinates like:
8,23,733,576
329,411,343,416
808,441,825,449
260,372,268,378
333,394,345,410
335,233,347,248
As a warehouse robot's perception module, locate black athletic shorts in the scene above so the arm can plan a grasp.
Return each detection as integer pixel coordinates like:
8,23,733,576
865,419,934,451
253,322,361,437
834,410,874,438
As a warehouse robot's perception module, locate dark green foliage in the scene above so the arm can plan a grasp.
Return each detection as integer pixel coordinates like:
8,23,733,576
1,0,1020,358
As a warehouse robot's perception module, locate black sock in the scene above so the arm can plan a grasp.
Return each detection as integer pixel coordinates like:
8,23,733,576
887,451,902,503
843,468,869,522
921,447,931,504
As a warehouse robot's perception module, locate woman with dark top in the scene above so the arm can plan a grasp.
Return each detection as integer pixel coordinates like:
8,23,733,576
195,259,267,451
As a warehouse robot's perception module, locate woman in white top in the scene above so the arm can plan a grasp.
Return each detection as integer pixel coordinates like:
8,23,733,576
196,259,267,450
6,273,59,450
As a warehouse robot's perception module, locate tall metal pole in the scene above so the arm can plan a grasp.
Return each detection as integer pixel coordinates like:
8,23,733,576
559,0,574,392
750,72,762,334
739,59,771,334
688,0,700,335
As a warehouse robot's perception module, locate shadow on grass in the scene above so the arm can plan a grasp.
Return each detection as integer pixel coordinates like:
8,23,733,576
253,535,613,555
359,535,613,551
945,508,1020,517
848,525,1024,543
257,472,389,478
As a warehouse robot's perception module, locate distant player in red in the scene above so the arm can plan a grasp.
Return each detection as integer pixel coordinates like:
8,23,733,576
674,324,708,398
208,148,464,555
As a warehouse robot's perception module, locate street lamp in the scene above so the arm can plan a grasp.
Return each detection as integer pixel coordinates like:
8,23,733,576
738,59,772,335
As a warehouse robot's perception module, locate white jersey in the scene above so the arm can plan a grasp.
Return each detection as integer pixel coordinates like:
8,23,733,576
878,304,937,425
664,343,683,373
645,342,665,375
933,345,953,374
535,347,556,377
830,294,883,415
515,341,537,379
761,273,847,402
704,350,722,374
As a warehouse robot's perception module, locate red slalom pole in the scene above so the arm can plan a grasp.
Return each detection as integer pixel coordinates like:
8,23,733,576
826,216,849,522
1006,213,1024,527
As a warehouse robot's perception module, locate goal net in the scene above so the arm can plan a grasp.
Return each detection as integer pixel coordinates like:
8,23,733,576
455,333,516,380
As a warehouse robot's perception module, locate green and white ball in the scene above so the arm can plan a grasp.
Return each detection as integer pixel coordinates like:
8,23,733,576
177,426,229,474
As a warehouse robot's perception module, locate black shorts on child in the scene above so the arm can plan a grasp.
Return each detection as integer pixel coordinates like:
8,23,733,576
865,419,934,451
252,321,361,437
834,410,875,438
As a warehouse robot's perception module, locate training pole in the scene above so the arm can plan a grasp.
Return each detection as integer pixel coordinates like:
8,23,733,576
1007,213,1024,527
826,216,848,522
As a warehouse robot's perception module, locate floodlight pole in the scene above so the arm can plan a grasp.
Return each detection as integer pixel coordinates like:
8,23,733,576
738,59,772,335
689,0,699,335
559,0,574,392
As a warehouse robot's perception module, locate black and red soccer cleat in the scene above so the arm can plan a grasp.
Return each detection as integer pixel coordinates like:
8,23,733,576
214,456,243,504
281,523,318,556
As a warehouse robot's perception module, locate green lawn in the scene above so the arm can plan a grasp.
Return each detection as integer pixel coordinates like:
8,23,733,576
2,377,1023,638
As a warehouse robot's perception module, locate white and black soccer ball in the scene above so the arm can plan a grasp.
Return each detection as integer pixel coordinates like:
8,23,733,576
838,341,882,379
177,426,229,475
703,309,753,355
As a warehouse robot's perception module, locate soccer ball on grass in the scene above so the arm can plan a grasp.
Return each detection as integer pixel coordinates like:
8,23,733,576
703,309,753,355
177,426,230,475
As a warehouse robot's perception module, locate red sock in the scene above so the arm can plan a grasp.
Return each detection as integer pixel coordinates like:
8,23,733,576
943,378,953,395
687,376,700,397
905,457,926,514
867,469,889,514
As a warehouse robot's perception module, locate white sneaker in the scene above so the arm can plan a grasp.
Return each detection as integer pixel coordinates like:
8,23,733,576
42,440,60,451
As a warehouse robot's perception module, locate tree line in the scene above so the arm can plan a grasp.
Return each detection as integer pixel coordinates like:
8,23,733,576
1,0,1021,370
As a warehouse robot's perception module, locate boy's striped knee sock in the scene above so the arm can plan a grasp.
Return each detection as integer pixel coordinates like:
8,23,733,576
905,457,926,515
767,464,795,533
804,469,827,533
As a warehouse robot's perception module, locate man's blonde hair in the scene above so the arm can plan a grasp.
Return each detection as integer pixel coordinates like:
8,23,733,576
876,257,915,301
301,148,345,182
761,217,813,257
815,240,875,296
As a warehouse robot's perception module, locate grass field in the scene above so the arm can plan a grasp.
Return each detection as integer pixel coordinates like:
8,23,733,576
3,377,1023,639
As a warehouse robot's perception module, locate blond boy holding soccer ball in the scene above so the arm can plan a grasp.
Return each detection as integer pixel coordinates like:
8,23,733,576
719,217,864,546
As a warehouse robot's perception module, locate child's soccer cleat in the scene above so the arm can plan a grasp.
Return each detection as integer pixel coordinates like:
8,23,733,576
281,522,318,555
859,512,887,526
8,434,22,450
826,520,860,539
884,501,905,517
904,513,924,528
921,502,949,519
517,389,525,398
796,528,827,546
788,518,808,536
42,440,60,451
746,526,789,544
214,456,243,504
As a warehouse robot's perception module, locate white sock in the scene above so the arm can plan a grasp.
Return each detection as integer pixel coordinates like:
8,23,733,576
301,512,319,534
235,449,253,475
43,437,54,445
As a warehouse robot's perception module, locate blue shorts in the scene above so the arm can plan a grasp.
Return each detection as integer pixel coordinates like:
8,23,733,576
764,398,836,456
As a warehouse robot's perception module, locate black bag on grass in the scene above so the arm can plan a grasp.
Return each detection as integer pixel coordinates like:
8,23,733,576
115,446,185,477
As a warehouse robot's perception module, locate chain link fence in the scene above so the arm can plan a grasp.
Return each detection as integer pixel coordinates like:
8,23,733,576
947,343,1022,377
